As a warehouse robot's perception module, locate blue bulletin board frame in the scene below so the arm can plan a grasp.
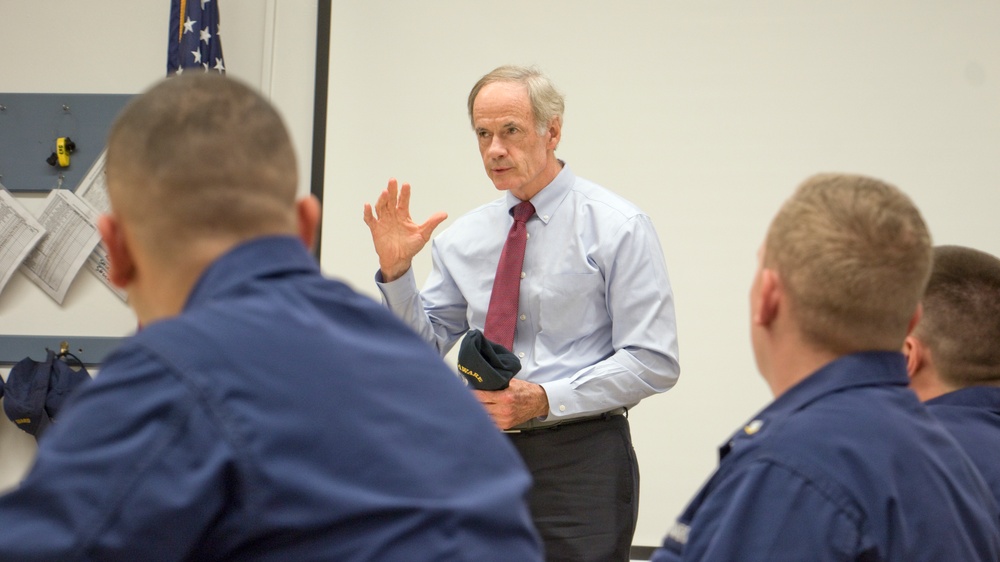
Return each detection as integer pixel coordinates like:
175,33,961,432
0,336,123,366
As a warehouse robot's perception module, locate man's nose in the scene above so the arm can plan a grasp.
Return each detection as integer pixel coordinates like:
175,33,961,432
487,135,507,158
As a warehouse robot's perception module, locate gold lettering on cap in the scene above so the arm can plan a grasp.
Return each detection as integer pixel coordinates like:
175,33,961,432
457,364,483,383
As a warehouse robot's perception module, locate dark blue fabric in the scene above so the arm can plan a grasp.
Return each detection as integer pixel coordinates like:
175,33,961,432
3,351,55,437
926,386,1000,514
0,236,542,561
167,0,225,75
652,352,1000,561
45,353,91,421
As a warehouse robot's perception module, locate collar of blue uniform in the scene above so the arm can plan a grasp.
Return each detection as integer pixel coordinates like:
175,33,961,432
925,385,1000,411
185,236,319,311
719,351,908,460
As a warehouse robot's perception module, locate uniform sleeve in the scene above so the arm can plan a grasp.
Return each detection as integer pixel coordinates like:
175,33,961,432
653,460,863,562
542,214,681,417
0,345,233,562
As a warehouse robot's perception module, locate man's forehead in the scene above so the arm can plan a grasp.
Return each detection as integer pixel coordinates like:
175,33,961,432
473,82,532,123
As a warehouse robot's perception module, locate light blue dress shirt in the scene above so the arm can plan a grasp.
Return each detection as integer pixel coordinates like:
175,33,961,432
378,163,680,420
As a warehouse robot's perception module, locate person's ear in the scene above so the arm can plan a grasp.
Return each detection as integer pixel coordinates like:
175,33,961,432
546,116,562,151
296,195,322,252
97,213,135,289
903,336,923,378
903,336,920,379
754,268,782,327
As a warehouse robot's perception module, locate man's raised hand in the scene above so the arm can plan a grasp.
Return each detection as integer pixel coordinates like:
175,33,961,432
363,178,447,282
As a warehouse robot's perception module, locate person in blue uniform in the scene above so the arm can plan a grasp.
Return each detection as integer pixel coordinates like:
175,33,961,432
905,244,1000,506
363,65,680,561
652,174,1000,561
0,74,542,562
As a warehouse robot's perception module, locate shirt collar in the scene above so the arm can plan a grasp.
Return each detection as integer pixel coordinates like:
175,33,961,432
185,235,319,310
720,351,909,460
926,385,1000,412
503,160,575,225
769,351,909,416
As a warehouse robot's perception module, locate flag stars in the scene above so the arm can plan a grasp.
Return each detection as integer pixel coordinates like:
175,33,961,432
168,0,224,75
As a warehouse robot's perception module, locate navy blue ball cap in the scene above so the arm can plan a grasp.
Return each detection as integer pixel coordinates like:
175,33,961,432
4,352,55,437
457,329,522,391
3,349,91,439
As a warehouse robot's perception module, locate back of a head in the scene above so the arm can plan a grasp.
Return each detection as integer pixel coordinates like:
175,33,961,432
916,245,1000,387
765,173,932,354
467,65,565,134
105,74,298,258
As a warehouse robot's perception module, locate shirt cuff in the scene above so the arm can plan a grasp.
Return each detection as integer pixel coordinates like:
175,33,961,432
374,267,419,303
538,378,575,420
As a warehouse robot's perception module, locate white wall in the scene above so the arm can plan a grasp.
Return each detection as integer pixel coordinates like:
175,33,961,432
0,0,316,490
321,1,1000,547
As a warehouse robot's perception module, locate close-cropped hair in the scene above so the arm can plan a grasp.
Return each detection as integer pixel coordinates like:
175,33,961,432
105,73,298,256
467,65,565,134
765,173,932,354
916,245,1000,387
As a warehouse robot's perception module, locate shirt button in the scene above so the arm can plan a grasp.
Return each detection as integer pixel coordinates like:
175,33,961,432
543,215,550,221
520,272,526,279
559,405,566,412
518,352,525,358
519,314,526,321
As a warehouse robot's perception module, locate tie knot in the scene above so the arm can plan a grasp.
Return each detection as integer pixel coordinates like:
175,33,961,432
512,201,535,223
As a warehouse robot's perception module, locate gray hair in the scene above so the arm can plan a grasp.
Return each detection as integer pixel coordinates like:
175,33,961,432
467,65,565,134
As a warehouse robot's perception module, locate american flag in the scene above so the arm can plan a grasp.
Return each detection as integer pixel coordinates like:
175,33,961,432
167,0,225,75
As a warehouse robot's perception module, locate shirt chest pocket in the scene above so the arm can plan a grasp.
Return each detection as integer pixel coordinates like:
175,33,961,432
539,272,608,338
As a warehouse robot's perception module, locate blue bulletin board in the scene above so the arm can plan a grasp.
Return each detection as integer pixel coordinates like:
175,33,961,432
0,93,132,193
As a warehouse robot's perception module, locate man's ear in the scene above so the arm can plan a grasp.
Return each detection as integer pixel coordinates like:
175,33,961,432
546,116,562,151
903,336,924,378
754,268,782,327
97,213,135,289
296,195,322,252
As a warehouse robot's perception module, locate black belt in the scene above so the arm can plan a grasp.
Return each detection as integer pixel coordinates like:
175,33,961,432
502,407,626,434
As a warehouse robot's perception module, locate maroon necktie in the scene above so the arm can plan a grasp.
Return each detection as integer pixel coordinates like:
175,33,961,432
484,201,535,351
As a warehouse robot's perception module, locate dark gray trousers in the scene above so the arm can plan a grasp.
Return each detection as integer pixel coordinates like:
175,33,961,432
507,414,639,562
